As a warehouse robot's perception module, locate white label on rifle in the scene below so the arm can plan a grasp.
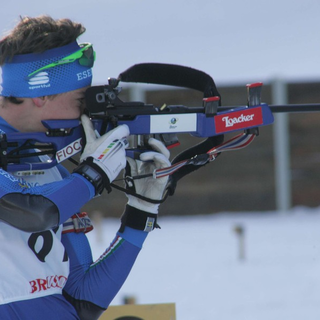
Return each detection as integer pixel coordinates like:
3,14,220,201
56,138,83,163
150,114,197,133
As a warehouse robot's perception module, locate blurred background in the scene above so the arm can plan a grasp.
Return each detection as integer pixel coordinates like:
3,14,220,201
2,0,316,217
2,0,319,218
1,2,320,319
1,1,320,218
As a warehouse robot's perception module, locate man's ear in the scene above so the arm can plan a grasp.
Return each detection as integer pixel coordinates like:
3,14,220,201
31,96,48,108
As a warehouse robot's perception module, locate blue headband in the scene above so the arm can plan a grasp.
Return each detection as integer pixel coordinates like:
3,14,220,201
0,41,93,98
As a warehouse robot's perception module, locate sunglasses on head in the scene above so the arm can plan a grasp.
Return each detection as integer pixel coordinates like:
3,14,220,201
27,43,96,78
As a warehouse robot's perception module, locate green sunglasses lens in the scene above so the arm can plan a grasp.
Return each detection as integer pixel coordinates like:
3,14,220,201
78,45,95,67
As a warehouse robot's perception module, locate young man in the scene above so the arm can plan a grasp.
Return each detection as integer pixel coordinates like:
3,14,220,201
0,16,171,319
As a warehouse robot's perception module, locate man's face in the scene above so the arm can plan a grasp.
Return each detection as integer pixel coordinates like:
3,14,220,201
0,87,89,133
42,87,88,121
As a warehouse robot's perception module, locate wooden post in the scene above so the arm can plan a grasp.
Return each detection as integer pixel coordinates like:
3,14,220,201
233,224,245,261
123,295,137,305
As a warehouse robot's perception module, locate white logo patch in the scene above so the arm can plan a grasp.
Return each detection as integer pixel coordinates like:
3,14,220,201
28,72,50,86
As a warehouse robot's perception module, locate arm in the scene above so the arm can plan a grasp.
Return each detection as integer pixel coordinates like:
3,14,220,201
0,115,129,232
62,227,147,320
0,170,95,232
61,138,171,320
0,116,129,232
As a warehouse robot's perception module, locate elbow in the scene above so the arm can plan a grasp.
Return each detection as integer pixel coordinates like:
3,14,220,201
0,194,60,232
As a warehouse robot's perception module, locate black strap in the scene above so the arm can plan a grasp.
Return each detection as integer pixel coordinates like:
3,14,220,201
118,205,160,233
73,157,111,195
111,134,224,202
167,135,224,196
111,180,170,204
118,63,221,100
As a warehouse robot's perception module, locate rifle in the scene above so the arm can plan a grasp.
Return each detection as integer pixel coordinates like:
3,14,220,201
1,63,319,190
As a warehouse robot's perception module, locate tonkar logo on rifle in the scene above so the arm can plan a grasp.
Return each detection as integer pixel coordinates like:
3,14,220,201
215,107,263,133
223,113,255,127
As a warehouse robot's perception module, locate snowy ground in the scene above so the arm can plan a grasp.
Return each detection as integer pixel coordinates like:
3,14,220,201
87,207,320,320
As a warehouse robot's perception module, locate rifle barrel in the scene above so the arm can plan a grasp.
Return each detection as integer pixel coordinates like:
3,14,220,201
270,104,320,113
218,103,320,113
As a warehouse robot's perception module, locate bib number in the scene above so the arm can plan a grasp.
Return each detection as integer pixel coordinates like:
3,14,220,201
28,228,68,263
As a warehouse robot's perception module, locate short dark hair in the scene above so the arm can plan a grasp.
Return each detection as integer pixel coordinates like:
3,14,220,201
0,15,86,65
0,15,86,104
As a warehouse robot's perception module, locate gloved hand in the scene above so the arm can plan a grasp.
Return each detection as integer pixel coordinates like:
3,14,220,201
74,114,129,195
125,138,171,214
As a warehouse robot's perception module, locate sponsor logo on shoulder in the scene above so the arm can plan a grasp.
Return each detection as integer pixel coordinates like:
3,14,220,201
215,107,263,133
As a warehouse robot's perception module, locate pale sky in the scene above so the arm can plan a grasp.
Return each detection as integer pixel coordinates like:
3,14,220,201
1,0,319,87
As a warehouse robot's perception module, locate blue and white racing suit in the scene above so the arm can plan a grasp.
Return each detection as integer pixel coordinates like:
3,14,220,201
0,117,148,320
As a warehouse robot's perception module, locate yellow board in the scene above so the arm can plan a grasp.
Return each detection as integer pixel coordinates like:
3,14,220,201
99,303,176,320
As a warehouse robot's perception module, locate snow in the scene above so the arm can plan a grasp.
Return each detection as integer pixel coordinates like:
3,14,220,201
87,207,320,320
